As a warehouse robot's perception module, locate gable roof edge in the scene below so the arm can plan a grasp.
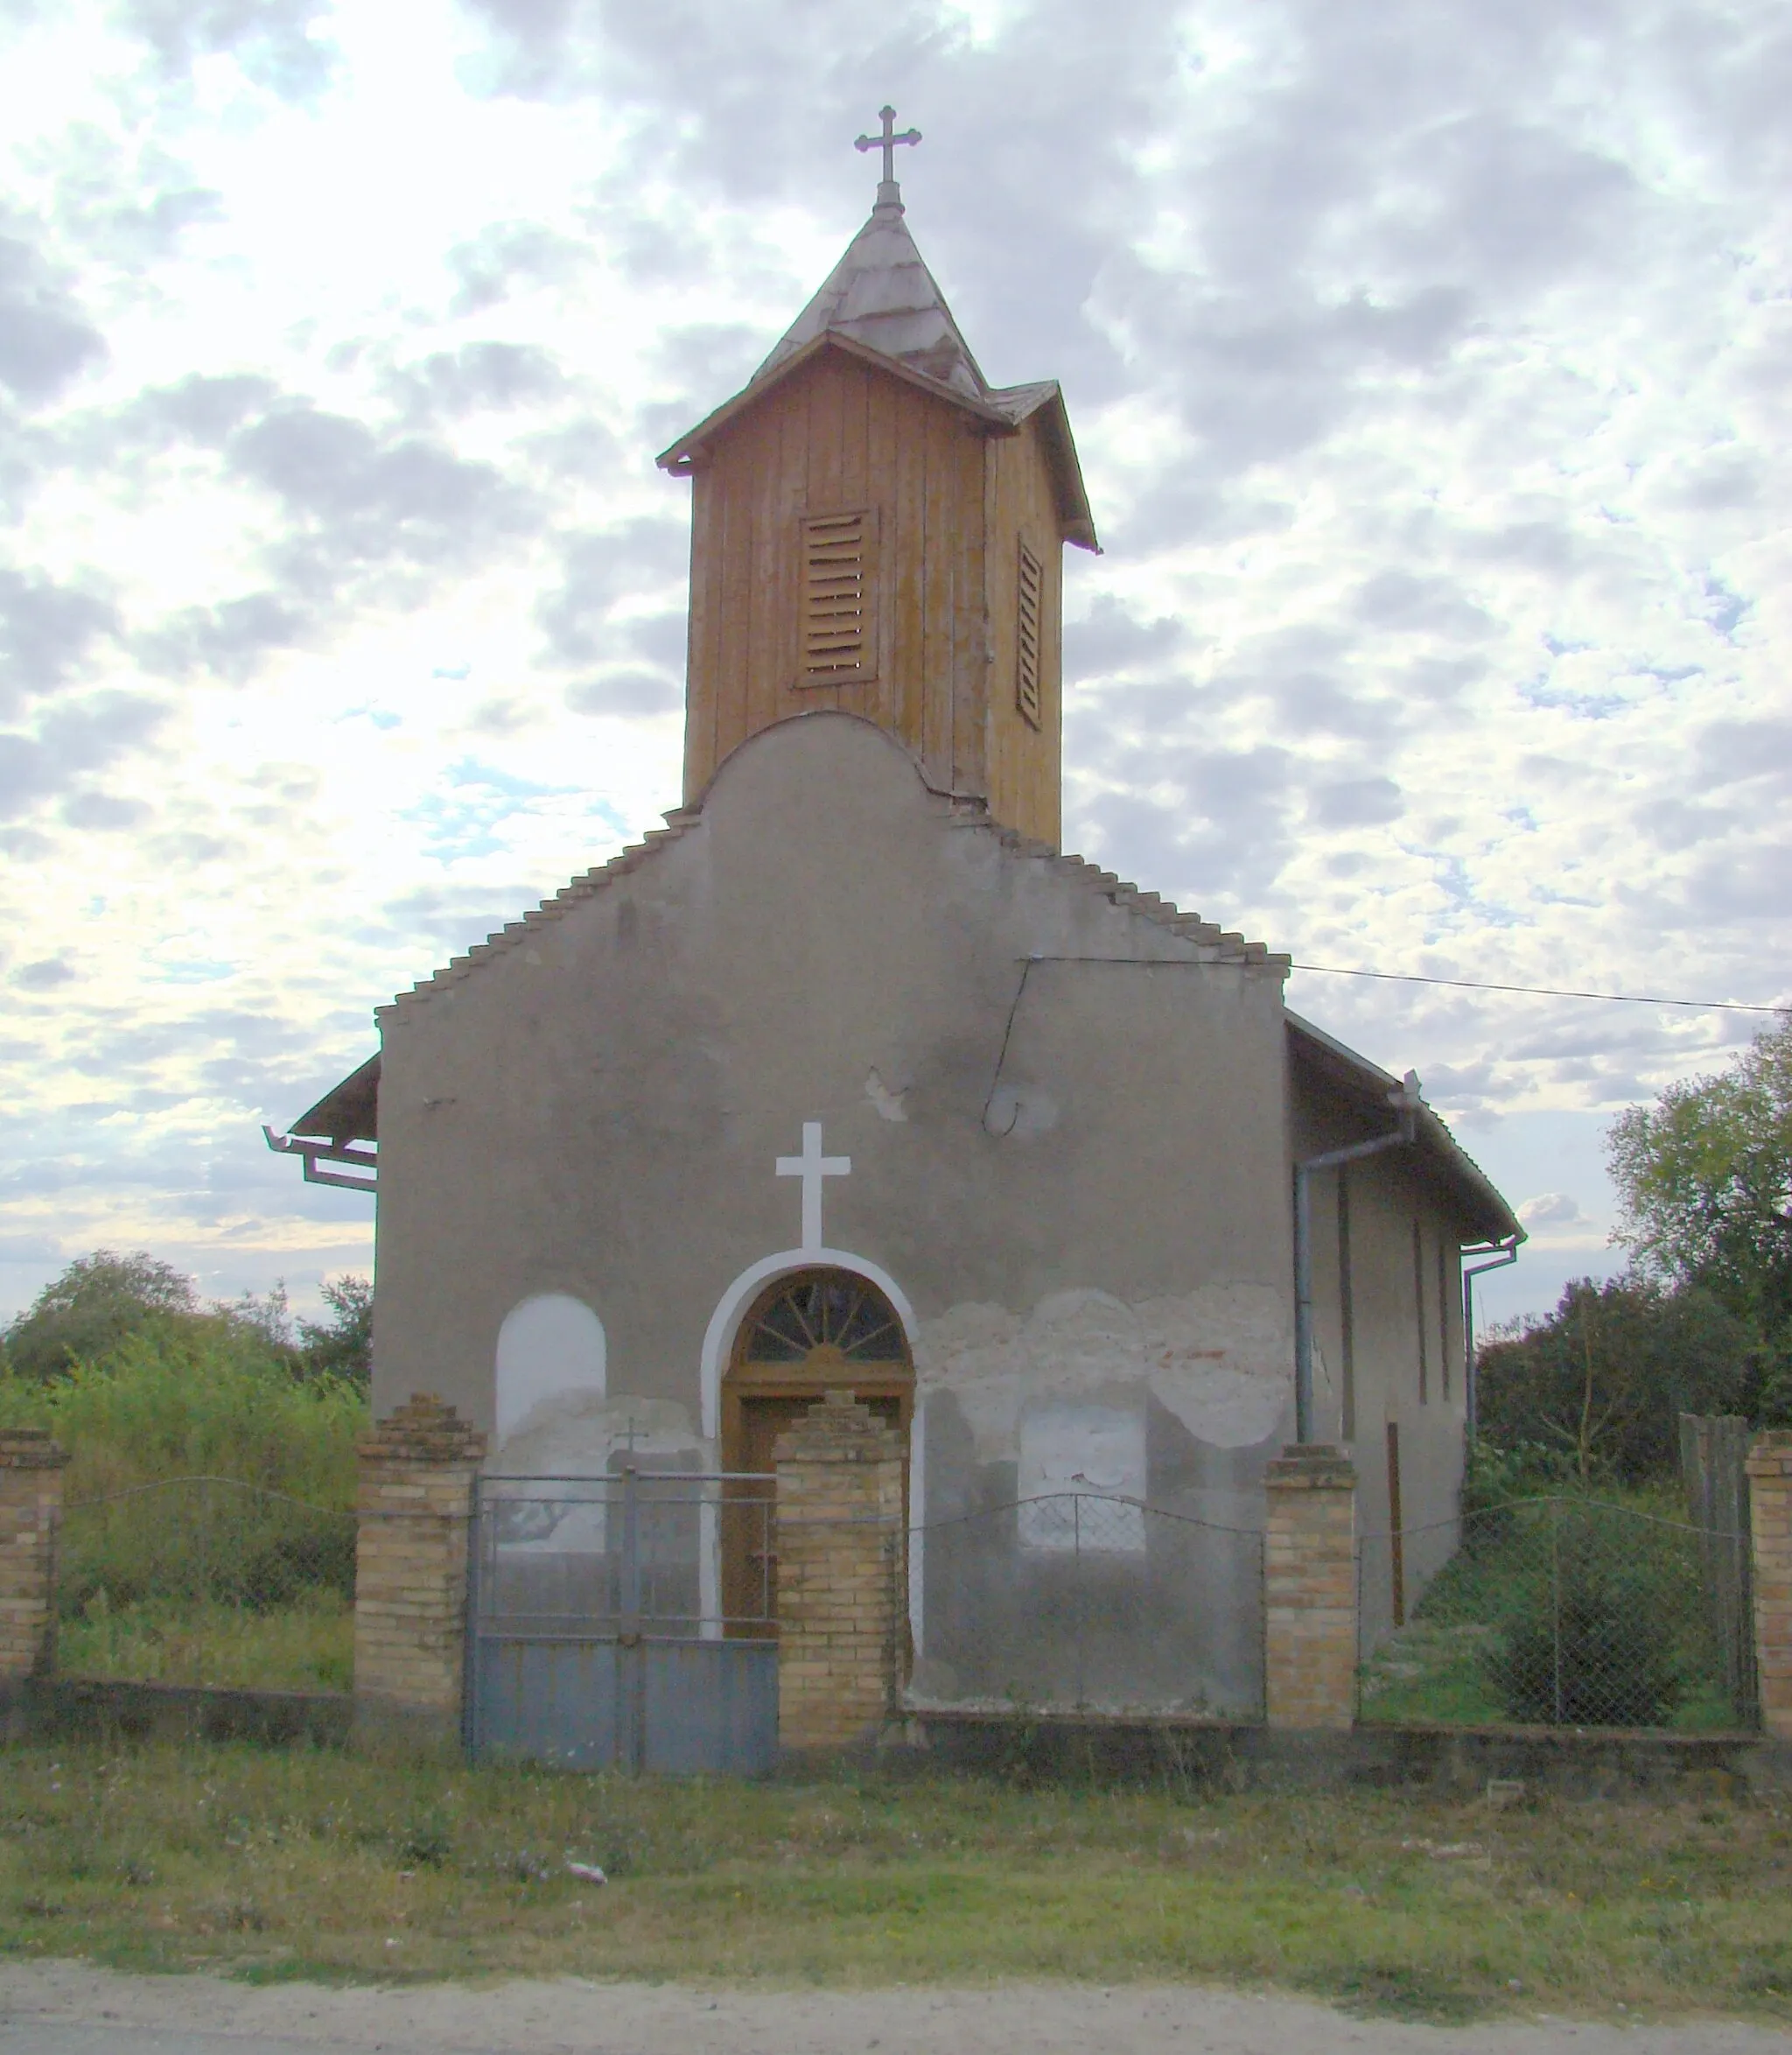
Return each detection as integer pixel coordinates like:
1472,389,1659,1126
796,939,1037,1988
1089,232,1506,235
656,332,1016,475
1285,1010,1522,1243
377,809,705,1023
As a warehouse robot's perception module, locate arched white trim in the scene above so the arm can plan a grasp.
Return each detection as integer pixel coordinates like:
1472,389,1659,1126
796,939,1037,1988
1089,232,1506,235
698,1247,923,1652
698,1246,917,1442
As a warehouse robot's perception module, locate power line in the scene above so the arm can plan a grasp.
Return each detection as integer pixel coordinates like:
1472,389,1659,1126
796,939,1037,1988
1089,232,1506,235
1288,963,1784,1014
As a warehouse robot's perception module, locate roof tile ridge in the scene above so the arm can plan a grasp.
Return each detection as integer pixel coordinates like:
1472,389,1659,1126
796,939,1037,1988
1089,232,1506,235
387,809,704,1012
1026,845,1290,968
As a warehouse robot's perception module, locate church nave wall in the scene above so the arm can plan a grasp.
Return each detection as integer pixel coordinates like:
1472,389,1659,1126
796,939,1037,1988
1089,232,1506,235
369,714,1298,1539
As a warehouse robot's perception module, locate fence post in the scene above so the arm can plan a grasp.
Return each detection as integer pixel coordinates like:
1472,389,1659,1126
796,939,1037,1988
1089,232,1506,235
773,1391,905,1751
1264,1443,1358,1729
1746,1431,1792,1742
353,1394,486,1753
1684,1413,1758,1726
0,1430,68,1685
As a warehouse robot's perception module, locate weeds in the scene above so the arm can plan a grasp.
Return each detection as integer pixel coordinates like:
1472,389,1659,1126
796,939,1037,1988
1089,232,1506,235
0,1325,365,1507
0,1330,364,1691
57,1589,353,1694
0,1741,1788,2023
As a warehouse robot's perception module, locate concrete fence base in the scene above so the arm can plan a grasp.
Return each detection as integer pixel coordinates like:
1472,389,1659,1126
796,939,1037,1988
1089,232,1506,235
903,1708,1792,1799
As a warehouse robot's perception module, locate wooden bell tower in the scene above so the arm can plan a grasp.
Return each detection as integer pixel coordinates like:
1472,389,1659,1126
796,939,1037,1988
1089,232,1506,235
657,114,1098,850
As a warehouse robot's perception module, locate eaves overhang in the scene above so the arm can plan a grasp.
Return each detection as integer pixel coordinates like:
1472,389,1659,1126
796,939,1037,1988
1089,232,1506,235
262,1049,381,1193
291,1051,380,1144
656,333,1099,551
1286,1010,1523,1246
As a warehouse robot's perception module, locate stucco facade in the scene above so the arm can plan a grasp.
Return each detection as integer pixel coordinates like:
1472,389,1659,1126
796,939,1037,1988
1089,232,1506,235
375,713,1293,1441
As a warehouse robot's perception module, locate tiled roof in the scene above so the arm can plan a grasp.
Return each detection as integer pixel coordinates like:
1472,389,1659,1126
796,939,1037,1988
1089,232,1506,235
376,808,706,1021
381,786,1288,1022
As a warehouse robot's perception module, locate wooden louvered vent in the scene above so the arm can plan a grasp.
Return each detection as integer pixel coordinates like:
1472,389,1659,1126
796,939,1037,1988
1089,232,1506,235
1016,538,1043,727
800,508,877,684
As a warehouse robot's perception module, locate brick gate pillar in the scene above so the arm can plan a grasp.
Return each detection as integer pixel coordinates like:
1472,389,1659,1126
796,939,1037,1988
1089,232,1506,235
354,1394,486,1751
1746,1431,1792,1742
0,1429,68,1684
774,1391,905,1751
1264,1443,1359,1729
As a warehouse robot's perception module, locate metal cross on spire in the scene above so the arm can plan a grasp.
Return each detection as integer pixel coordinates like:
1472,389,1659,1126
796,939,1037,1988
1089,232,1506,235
855,105,920,205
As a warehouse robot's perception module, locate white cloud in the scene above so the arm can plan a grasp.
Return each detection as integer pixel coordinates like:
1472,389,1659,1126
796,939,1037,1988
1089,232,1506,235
1,0,1788,1318
1518,1191,1585,1229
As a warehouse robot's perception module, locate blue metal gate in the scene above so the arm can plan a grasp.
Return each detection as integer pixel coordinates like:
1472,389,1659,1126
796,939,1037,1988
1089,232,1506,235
467,1469,779,1774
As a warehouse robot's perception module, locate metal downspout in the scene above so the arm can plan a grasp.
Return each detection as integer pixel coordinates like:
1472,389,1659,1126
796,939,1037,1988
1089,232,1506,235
1293,1073,1424,1443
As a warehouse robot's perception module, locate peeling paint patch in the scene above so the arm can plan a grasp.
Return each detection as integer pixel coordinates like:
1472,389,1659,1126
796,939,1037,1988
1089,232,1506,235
493,1392,704,1475
915,1286,1290,1457
865,1068,909,1121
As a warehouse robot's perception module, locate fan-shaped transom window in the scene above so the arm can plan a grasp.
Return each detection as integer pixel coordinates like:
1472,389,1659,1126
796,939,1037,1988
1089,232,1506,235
738,1270,907,1366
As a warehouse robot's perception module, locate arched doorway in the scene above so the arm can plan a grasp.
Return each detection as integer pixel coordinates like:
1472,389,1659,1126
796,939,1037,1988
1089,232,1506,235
721,1266,914,1632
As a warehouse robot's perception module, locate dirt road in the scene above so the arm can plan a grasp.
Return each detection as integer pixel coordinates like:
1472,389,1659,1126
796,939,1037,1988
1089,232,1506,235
4,1964,1791,2055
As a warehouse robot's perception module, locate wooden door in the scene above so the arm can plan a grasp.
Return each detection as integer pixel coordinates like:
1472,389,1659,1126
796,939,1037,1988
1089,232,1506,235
720,1269,913,1642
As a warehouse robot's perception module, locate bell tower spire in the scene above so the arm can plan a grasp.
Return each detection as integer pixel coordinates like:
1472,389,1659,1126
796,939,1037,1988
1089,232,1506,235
657,118,1099,849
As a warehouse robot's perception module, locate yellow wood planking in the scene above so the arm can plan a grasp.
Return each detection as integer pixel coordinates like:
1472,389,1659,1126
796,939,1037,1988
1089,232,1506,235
865,374,900,737
983,418,1063,845
837,362,872,714
677,347,1068,846
682,466,714,802
891,377,924,773
948,412,986,802
920,399,951,787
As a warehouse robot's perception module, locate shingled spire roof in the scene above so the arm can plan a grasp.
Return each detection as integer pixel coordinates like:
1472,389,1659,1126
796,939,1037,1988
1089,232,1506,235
655,164,1099,548
750,186,988,402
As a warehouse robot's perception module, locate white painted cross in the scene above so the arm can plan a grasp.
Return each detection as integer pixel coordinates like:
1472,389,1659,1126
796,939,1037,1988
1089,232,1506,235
777,1120,850,1253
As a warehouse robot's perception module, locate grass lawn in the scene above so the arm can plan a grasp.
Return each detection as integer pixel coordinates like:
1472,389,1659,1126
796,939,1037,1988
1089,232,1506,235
2,1742,1790,2024
57,1594,354,1695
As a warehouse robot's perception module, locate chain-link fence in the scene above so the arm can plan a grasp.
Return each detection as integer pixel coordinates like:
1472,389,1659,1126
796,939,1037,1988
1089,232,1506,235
59,1476,357,1694
1357,1495,1756,1731
907,1492,1264,1719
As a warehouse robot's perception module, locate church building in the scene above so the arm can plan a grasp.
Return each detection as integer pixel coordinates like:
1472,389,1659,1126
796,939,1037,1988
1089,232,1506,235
275,123,1520,1720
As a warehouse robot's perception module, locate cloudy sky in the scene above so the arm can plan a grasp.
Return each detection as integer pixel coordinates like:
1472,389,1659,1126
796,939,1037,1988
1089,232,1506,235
2,0,1787,1333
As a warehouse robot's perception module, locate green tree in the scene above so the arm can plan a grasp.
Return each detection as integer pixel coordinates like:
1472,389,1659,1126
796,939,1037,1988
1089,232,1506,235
298,1274,372,1385
1476,1277,1748,1482
2,1250,200,1380
1607,1014,1792,1406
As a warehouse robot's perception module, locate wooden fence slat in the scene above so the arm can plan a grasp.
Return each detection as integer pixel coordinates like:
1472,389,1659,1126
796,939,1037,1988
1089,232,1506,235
1680,1413,1759,1727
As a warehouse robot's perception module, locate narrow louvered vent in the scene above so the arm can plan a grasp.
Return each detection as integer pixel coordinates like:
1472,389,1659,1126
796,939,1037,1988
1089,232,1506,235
800,509,876,683
1016,539,1043,727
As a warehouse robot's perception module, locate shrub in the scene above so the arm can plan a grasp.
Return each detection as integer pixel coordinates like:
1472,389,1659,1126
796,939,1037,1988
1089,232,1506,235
0,1321,364,1504
1481,1512,1685,1727
0,1320,366,1618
